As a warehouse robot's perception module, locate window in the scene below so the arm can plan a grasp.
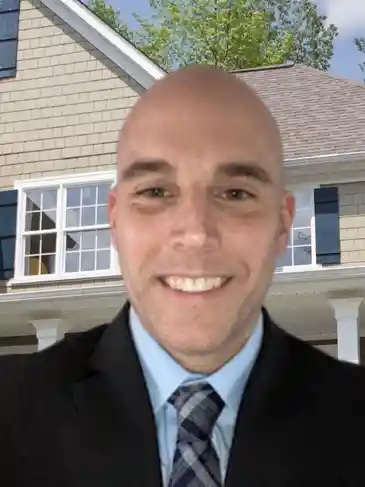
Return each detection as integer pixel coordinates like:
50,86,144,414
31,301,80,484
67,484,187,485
64,184,111,273
276,188,317,271
14,173,118,282
0,0,20,79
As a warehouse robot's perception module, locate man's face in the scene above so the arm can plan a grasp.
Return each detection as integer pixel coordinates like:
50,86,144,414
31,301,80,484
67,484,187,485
109,97,294,363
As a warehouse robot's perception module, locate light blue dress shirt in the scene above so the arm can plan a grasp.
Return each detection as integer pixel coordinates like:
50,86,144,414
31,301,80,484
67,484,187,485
130,308,263,485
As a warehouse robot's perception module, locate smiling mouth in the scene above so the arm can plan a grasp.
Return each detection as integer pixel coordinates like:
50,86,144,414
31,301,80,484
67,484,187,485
160,276,231,293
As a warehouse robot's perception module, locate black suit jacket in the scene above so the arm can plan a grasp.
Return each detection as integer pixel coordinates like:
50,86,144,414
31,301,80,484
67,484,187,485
1,303,365,486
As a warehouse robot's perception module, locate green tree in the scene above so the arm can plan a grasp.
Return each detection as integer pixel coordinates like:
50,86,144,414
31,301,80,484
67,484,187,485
355,37,365,81
255,0,338,70
88,0,338,72
87,0,131,39
133,0,295,71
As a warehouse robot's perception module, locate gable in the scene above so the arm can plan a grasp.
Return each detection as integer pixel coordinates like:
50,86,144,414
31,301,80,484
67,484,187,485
41,0,164,88
0,0,144,188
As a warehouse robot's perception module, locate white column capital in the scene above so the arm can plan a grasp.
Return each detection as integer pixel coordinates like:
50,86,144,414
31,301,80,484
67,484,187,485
328,297,362,364
31,318,68,351
328,297,363,319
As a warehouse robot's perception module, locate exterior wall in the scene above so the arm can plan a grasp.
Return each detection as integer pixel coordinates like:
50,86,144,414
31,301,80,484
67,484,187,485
0,345,37,355
0,0,143,190
339,182,365,264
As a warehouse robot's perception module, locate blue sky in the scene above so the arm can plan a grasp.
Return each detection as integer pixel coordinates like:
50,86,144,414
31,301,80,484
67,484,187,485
115,0,365,82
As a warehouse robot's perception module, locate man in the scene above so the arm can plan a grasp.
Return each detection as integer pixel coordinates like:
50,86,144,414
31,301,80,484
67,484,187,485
1,65,365,487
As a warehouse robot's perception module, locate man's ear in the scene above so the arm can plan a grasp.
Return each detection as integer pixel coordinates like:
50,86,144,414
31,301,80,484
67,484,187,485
108,188,118,249
277,190,295,254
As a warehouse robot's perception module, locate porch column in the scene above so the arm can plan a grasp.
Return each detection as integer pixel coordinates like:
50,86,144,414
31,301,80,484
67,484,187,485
329,298,363,364
31,319,67,351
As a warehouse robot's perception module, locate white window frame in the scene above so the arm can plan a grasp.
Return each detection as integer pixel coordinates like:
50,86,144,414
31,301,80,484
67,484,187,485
275,184,322,273
12,171,119,284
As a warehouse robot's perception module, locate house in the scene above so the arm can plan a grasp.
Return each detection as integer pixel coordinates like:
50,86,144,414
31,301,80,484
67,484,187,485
1,0,365,362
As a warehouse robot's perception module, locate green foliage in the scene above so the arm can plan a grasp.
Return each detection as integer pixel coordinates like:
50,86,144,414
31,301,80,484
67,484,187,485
355,37,365,81
88,0,338,72
87,0,132,39
133,0,295,71
253,0,338,70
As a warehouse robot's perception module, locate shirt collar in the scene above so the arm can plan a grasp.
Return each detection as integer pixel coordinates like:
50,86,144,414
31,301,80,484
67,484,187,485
130,308,263,414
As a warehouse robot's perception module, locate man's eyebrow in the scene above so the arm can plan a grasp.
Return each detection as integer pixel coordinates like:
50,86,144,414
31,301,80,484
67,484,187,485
216,162,273,184
118,159,174,182
117,159,273,184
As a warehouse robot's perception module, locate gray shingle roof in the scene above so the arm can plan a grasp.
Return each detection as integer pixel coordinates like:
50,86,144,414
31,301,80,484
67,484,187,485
234,63,365,161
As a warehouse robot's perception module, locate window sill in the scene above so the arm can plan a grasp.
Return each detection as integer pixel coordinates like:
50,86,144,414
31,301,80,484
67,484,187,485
8,270,121,288
275,264,322,273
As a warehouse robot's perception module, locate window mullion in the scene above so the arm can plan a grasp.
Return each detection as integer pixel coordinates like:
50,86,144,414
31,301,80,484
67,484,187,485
23,229,57,236
55,184,64,277
17,188,26,278
66,223,109,232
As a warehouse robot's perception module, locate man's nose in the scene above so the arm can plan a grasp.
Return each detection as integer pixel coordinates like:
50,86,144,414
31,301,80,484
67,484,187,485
169,196,220,251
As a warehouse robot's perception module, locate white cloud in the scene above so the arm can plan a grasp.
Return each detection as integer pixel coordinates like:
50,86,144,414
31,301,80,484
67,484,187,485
321,0,365,37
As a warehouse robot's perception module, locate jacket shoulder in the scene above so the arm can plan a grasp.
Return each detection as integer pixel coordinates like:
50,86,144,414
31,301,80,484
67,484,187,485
284,328,365,403
0,324,107,419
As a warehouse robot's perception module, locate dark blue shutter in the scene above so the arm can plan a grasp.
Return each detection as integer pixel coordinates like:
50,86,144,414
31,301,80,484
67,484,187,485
314,187,340,265
0,190,18,280
0,0,21,79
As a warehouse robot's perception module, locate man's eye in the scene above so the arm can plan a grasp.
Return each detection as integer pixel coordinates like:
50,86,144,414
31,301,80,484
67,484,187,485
222,189,252,200
137,188,169,198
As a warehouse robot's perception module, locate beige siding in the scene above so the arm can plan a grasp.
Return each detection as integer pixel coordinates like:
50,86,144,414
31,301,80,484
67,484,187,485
339,182,365,264
0,0,143,189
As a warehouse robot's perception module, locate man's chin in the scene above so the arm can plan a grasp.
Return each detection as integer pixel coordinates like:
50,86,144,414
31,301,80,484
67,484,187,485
155,317,232,348
164,336,227,358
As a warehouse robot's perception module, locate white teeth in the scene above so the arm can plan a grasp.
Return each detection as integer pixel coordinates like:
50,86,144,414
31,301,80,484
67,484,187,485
163,276,226,293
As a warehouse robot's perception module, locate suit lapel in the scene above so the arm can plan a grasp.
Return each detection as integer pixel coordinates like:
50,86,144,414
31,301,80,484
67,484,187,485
72,304,163,487
225,309,313,487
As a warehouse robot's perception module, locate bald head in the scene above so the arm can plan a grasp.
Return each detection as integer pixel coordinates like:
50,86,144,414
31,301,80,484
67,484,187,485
118,65,283,184
125,64,274,118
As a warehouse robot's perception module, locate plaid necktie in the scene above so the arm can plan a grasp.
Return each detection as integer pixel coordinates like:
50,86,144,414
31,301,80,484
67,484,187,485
168,382,224,487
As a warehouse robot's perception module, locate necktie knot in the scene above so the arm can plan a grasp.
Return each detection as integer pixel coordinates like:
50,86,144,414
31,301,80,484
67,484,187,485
169,382,224,443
